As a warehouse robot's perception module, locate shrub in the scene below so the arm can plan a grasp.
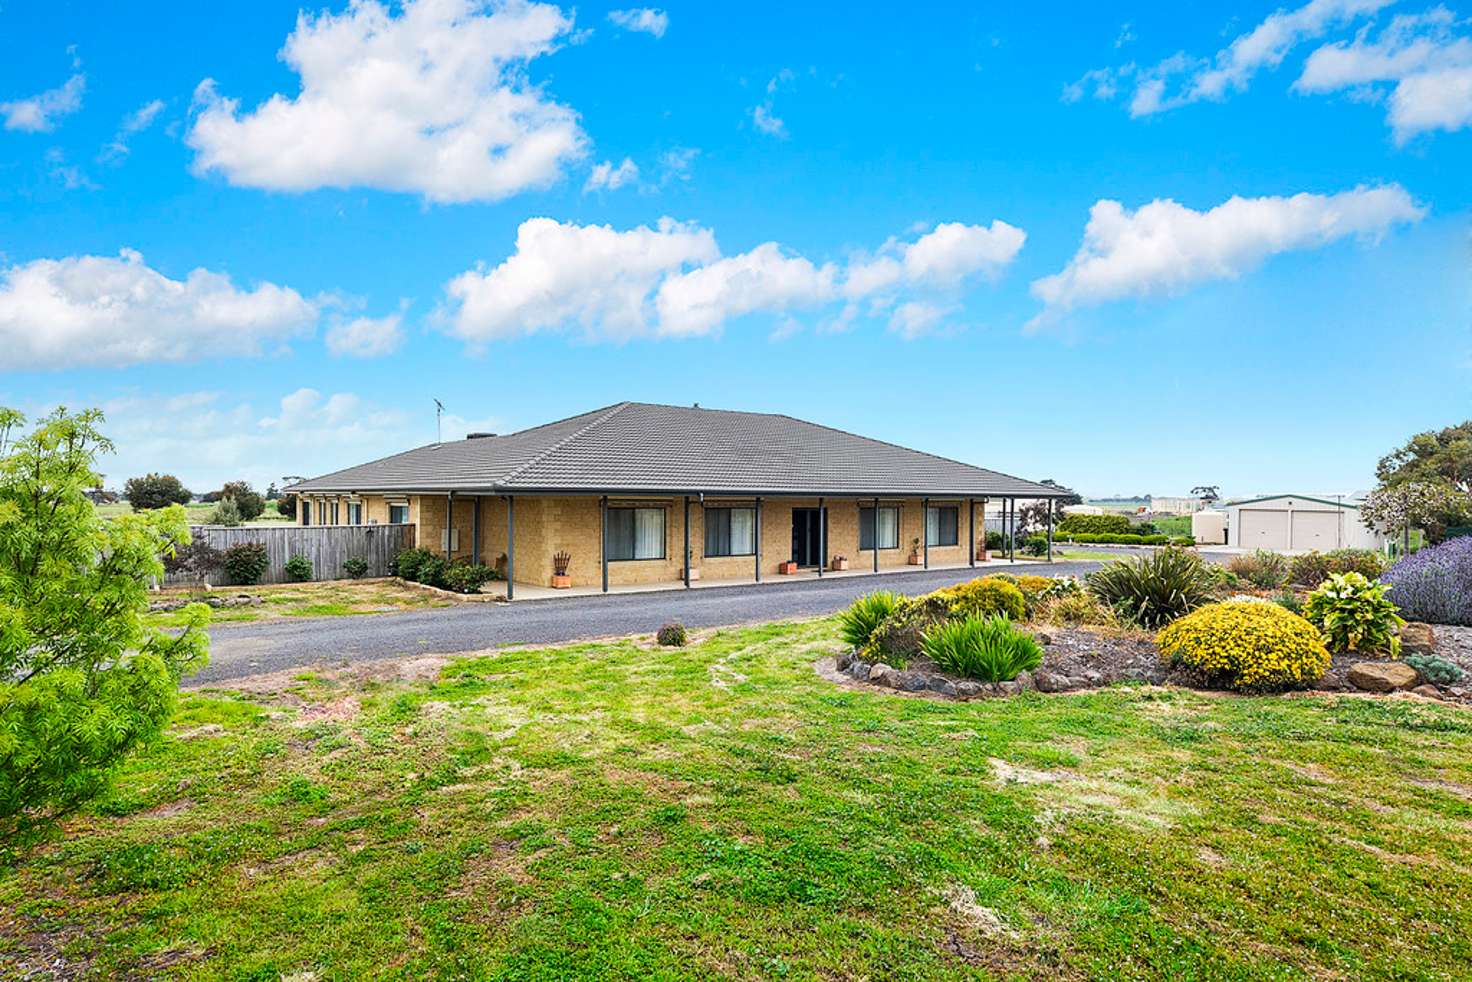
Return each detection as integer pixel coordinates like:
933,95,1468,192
985,530,1004,551
162,540,223,579
417,555,450,589
1169,536,1196,547
123,472,192,510
342,557,369,579
222,543,269,585
1324,548,1388,579
1022,534,1048,557
935,576,1026,621
1157,601,1331,692
441,562,496,594
989,573,1054,617
864,595,952,667
921,615,1043,682
837,591,902,650
1303,572,1404,656
1087,548,1214,628
1381,537,1472,626
394,547,435,582
1288,549,1388,587
1287,552,1331,587
1273,591,1304,615
1039,576,1083,599
1036,591,1118,627
1,407,208,830
656,623,688,647
1057,513,1133,536
1227,550,1289,589
283,554,313,583
206,498,243,527
1404,654,1465,687
215,481,265,522
276,494,297,520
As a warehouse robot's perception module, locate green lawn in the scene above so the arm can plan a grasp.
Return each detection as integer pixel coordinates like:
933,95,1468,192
4,618,1471,979
141,580,454,629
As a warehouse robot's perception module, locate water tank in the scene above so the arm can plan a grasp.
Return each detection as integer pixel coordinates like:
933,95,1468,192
1192,510,1227,545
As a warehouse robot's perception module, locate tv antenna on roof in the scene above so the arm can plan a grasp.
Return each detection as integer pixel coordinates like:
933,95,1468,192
434,398,445,444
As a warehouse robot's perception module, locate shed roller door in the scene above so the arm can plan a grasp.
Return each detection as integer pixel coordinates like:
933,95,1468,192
1239,509,1289,550
1290,511,1340,551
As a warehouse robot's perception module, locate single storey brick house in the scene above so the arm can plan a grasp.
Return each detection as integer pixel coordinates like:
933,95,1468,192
287,402,1068,598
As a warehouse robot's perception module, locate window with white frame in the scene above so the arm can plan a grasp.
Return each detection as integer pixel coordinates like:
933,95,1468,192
859,506,899,550
704,507,756,557
348,501,363,525
607,507,666,560
388,503,409,524
927,505,959,547
331,500,340,524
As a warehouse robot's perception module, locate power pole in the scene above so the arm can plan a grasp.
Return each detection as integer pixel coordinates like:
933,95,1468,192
434,399,445,444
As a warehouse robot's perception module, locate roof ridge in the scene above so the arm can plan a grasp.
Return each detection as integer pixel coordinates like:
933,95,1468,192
498,401,633,487
771,412,1063,495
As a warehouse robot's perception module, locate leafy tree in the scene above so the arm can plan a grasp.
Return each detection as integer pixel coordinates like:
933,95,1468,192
1368,423,1472,541
1038,479,1083,507
123,472,192,510
207,498,243,527
1190,485,1221,506
276,493,297,521
265,482,280,500
211,480,266,521
0,408,208,833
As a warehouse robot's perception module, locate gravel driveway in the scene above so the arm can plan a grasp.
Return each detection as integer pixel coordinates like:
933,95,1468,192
193,558,1123,685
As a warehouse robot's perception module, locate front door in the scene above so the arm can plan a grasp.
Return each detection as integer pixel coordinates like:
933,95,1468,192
791,508,827,567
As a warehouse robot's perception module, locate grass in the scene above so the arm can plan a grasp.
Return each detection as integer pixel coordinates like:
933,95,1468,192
94,500,292,525
4,618,1472,979
1055,549,1135,562
142,580,453,628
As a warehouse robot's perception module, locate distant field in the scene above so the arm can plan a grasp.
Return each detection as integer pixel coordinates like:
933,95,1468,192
94,501,292,525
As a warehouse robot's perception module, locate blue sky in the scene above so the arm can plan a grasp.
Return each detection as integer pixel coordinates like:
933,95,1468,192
1,0,1468,498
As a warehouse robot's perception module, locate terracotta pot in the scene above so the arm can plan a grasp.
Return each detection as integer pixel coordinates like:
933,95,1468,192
685,567,701,581
831,559,849,571
908,555,923,565
976,549,988,562
551,574,571,589
778,561,799,575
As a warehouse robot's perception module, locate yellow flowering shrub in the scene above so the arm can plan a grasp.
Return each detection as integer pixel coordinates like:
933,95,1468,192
1157,600,1330,692
988,573,1054,616
932,577,1025,621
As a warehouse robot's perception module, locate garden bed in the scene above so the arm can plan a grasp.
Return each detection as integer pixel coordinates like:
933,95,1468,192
829,621,1472,704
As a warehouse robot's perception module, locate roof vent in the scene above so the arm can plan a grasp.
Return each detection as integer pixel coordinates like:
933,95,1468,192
467,431,497,439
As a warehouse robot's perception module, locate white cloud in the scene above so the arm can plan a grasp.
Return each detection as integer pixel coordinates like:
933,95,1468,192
443,217,719,341
659,146,698,182
607,8,668,38
0,249,318,370
888,301,954,339
92,387,498,493
186,0,587,203
1072,0,1390,116
751,103,787,137
1,73,85,132
1031,185,1425,317
655,243,836,336
584,156,639,192
102,98,166,160
442,216,1026,343
325,311,405,357
1297,8,1472,140
843,221,1027,298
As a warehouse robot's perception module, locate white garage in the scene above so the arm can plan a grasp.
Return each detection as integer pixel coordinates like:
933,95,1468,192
1226,495,1386,554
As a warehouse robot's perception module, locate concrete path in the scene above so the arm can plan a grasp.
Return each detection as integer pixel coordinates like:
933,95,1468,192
193,558,1121,685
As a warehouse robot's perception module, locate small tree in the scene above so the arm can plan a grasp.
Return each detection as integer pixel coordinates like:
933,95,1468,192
213,480,265,521
276,493,297,520
124,472,192,510
207,497,243,527
0,408,208,833
1191,485,1221,507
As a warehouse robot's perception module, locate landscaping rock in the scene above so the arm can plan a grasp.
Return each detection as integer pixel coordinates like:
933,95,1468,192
929,677,959,697
849,659,871,680
896,671,930,692
1402,622,1435,656
1013,670,1035,691
868,664,901,687
836,649,854,672
1033,671,1071,693
955,681,986,699
997,679,1023,696
1347,661,1420,693
1412,684,1443,699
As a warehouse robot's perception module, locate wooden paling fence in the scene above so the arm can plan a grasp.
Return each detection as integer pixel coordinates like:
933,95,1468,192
163,523,416,587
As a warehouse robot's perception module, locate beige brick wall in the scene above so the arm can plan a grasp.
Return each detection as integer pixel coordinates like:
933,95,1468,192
297,491,984,588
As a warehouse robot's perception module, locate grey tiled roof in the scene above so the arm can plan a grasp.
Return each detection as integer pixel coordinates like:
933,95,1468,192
289,402,1070,498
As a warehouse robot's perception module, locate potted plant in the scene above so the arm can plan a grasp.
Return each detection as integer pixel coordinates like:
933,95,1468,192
778,559,800,575
976,538,988,562
908,537,922,565
831,554,849,571
552,550,572,589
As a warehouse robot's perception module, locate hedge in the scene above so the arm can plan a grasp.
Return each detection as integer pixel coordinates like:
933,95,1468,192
1053,532,1190,546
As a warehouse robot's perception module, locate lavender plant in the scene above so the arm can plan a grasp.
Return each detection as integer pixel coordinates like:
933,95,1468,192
1381,537,1472,626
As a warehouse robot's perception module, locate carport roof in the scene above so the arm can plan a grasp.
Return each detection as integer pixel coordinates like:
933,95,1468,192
288,401,1070,499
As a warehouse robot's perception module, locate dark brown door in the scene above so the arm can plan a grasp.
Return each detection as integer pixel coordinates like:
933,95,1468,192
791,508,826,567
